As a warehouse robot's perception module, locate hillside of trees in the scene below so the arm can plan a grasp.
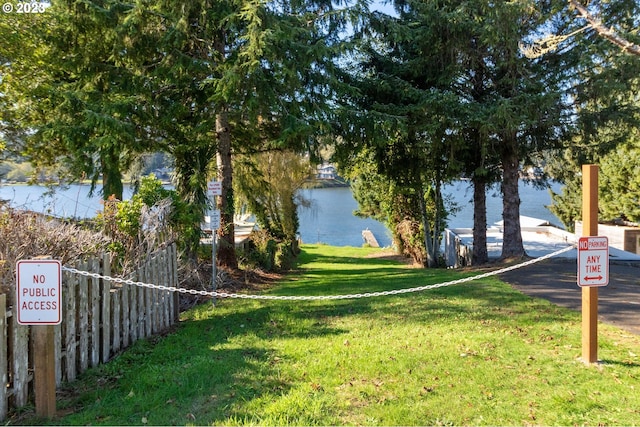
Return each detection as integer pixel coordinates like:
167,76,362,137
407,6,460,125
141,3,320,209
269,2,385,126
1,0,638,271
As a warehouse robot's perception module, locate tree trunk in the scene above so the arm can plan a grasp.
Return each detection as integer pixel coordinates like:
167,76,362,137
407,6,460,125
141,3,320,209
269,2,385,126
100,148,123,201
418,185,436,268
500,143,525,259
171,147,208,264
216,108,238,269
472,176,488,265
432,179,442,264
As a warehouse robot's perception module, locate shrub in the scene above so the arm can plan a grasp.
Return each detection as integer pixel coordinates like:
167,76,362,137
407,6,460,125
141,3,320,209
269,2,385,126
243,229,298,272
95,175,187,271
0,207,112,295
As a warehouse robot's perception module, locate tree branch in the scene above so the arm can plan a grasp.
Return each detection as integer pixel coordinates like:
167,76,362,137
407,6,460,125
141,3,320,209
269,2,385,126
569,0,640,56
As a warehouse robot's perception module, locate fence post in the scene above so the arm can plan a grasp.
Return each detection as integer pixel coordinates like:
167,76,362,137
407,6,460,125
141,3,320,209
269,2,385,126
64,269,78,382
33,325,56,418
0,294,7,421
171,243,180,324
101,253,111,364
22,256,59,418
89,257,100,368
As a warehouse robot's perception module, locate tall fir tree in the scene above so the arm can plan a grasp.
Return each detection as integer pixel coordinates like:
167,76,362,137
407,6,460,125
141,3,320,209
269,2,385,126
547,0,640,230
335,0,467,266
337,0,568,264
1,1,147,199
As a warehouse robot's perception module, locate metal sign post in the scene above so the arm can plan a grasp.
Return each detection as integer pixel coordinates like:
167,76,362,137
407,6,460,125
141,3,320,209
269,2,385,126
212,226,217,306
207,181,222,306
210,209,220,305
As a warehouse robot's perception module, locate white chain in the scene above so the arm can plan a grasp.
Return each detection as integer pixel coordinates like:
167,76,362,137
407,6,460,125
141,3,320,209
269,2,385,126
61,245,575,301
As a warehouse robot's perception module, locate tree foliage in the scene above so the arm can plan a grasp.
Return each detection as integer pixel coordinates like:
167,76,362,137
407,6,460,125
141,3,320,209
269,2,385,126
569,0,640,56
234,150,313,270
235,150,313,243
334,1,468,266
3,0,639,272
599,139,640,223
337,0,569,265
1,1,147,199
549,127,640,229
547,0,640,229
1,0,363,268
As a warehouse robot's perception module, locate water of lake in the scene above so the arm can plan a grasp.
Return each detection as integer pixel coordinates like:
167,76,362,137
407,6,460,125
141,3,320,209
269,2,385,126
0,184,134,219
0,180,562,247
298,181,562,247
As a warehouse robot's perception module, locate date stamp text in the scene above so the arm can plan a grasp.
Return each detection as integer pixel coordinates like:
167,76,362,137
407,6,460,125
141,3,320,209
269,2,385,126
3,1,49,14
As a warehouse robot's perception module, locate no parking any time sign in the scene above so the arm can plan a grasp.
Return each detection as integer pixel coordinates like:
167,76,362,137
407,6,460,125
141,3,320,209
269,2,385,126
577,236,609,287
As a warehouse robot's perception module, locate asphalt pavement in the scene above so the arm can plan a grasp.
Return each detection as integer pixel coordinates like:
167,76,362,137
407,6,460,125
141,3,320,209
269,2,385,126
500,258,640,336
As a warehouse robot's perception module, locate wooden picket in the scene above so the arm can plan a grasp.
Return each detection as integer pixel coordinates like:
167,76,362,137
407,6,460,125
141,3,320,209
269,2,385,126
0,243,180,422
0,294,7,419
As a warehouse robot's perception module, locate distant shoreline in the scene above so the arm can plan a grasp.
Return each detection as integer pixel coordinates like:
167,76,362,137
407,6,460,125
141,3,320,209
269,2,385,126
305,178,350,188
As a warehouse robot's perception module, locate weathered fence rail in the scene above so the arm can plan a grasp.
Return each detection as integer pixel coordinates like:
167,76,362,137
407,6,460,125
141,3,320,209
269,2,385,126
0,243,180,421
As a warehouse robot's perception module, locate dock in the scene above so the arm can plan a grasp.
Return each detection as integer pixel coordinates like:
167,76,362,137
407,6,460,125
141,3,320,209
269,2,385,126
362,229,380,248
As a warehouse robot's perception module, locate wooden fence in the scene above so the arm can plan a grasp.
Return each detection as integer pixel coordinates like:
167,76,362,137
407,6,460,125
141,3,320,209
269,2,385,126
0,243,180,421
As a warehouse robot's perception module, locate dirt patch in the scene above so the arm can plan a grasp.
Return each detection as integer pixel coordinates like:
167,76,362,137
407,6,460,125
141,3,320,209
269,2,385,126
177,263,283,311
364,250,422,267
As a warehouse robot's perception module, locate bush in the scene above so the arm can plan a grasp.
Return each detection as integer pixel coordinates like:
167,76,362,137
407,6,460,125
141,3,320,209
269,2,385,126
95,175,187,271
243,229,298,272
275,240,299,271
0,207,112,295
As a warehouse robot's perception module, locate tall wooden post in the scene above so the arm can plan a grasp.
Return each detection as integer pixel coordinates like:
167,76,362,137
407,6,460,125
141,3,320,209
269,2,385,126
33,325,56,417
582,164,599,364
18,256,59,418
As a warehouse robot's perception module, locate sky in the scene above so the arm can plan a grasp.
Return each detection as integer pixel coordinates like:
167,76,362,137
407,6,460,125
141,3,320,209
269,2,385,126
371,0,397,16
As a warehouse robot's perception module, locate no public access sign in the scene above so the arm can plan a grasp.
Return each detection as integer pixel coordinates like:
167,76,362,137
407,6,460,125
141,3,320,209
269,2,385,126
16,260,62,325
577,236,609,287
207,181,222,197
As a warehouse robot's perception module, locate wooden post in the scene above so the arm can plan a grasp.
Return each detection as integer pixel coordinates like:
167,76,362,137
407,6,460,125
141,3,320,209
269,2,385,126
582,164,599,364
33,325,56,418
26,255,58,417
0,294,7,421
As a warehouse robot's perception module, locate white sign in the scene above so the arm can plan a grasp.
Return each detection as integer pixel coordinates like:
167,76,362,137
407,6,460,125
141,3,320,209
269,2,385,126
210,209,221,230
207,181,222,197
577,236,609,287
16,260,62,325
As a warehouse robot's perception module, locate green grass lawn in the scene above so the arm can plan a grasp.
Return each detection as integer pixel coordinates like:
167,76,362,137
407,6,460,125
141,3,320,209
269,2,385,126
14,244,640,426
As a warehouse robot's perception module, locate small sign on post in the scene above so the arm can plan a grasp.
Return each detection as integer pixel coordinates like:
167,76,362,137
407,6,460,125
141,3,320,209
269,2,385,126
577,236,609,287
16,258,61,418
581,164,600,364
210,209,221,230
207,181,222,197
16,260,62,325
206,180,222,306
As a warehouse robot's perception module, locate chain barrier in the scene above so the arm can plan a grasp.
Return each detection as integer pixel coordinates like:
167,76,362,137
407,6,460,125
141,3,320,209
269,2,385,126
61,245,575,301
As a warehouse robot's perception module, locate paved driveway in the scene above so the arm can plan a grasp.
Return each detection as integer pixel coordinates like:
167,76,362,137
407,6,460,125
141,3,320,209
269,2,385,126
500,259,640,336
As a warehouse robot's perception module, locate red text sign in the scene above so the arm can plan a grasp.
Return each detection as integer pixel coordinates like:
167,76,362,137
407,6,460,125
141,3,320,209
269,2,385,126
16,260,62,325
207,181,222,196
577,236,609,287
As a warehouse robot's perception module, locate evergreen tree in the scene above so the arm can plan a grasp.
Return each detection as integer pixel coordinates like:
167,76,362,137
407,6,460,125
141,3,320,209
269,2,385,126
547,0,640,229
474,0,567,259
337,0,567,264
2,0,362,266
599,137,640,223
335,0,466,267
1,1,147,199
